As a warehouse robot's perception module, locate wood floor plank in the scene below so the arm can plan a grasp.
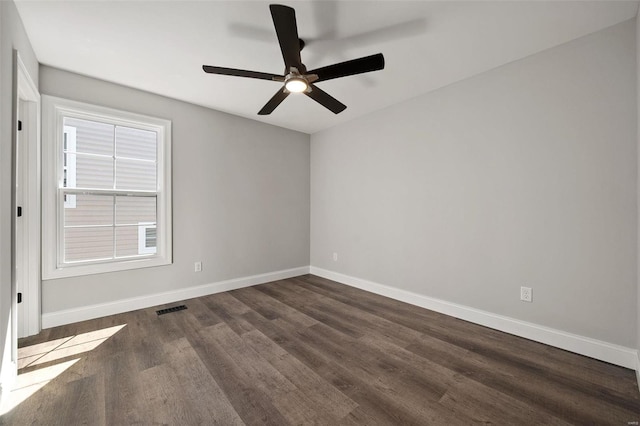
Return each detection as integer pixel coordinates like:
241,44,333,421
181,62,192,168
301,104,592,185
140,363,201,425
406,338,638,424
258,311,473,424
132,329,167,372
161,337,245,425
202,322,332,425
2,274,638,426
239,308,466,424
103,351,147,426
241,328,359,421
57,374,106,426
202,291,252,316
190,323,293,425
240,309,329,371
438,380,572,426
308,320,448,397
177,296,224,329
232,285,319,328
205,322,298,394
198,292,250,334
259,280,425,347
359,334,571,425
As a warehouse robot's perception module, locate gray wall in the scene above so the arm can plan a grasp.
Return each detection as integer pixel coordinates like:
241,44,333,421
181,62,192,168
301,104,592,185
311,20,637,347
39,66,310,313
0,0,39,385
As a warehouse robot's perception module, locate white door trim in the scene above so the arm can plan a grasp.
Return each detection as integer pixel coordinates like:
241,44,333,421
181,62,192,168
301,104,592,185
15,52,41,338
1,50,40,410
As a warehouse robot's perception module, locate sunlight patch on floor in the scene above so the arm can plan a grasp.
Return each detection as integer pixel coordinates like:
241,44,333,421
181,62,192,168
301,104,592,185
18,324,126,369
0,323,126,415
0,359,80,415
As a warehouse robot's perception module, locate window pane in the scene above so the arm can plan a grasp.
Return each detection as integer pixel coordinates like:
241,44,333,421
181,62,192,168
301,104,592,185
67,153,114,189
115,225,153,257
64,194,114,226
115,159,156,190
116,126,156,161
64,117,114,156
64,226,113,262
115,196,156,225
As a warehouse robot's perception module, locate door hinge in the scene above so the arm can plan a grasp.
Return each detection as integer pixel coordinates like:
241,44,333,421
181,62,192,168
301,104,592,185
18,120,22,131
17,293,22,304
17,206,22,217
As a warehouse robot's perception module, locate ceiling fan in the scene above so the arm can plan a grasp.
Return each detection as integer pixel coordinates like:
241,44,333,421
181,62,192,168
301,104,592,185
202,4,385,115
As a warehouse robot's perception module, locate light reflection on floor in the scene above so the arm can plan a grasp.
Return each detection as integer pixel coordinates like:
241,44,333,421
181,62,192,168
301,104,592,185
0,324,126,415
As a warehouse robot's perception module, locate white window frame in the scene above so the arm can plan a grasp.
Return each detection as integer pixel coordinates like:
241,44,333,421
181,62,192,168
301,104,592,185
42,95,172,279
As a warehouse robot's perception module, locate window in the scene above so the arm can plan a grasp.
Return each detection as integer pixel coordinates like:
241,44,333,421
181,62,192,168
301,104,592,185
43,96,172,279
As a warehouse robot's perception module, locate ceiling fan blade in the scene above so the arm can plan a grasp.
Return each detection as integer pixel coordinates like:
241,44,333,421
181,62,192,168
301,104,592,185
203,65,282,81
305,85,346,114
269,4,304,71
308,53,385,83
258,88,290,115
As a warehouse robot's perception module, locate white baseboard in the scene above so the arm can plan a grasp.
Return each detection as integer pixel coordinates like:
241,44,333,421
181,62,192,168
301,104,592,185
636,354,640,392
309,266,638,370
42,266,310,329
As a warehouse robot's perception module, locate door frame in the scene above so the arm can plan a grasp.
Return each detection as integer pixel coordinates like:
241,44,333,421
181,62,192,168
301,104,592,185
14,50,41,340
0,49,40,409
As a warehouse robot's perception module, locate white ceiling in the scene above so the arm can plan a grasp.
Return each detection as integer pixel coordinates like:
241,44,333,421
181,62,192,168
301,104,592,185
15,1,639,134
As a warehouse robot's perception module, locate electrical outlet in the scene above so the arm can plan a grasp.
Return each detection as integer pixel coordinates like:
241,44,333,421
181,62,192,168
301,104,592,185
333,252,338,262
194,261,202,272
520,286,532,302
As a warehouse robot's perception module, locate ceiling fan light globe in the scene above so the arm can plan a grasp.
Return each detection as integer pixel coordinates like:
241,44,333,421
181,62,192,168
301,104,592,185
285,78,308,93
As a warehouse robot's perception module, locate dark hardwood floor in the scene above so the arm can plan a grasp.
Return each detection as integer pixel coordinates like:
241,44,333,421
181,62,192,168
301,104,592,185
1,274,638,425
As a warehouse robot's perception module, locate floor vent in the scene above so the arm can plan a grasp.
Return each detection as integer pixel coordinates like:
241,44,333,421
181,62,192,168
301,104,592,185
156,305,188,316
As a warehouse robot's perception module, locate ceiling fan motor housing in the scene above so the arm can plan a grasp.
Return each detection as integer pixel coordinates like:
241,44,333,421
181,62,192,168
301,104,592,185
284,69,311,93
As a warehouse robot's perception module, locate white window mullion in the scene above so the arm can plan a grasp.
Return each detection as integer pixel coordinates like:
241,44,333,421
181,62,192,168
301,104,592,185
112,194,116,260
113,125,117,190
57,191,66,266
62,188,157,197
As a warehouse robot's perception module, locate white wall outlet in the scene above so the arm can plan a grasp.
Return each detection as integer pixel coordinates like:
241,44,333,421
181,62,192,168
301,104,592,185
333,252,338,262
520,286,532,302
194,261,202,272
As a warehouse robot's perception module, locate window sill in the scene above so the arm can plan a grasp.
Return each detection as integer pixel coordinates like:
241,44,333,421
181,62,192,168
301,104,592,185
43,255,172,280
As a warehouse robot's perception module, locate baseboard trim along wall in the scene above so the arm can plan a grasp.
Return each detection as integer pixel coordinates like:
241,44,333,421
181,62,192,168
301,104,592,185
636,354,640,392
309,266,638,370
42,266,310,329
